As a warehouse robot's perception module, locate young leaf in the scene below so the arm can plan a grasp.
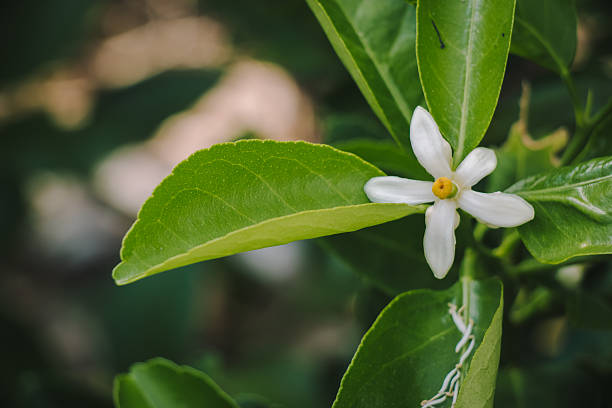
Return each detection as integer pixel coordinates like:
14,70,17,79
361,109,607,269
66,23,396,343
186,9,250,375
113,358,239,408
511,0,577,74
416,0,515,164
332,278,503,408
113,140,423,285
507,156,612,263
306,0,422,149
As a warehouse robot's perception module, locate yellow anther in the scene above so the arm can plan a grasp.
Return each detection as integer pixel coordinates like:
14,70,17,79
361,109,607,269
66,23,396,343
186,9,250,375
432,177,457,199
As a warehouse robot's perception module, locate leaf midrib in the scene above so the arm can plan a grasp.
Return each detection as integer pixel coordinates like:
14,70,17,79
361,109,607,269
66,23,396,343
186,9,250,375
456,0,479,163
515,174,611,199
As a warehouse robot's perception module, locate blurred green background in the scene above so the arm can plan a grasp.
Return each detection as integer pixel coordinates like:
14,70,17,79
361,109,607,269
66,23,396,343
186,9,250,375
2,0,612,407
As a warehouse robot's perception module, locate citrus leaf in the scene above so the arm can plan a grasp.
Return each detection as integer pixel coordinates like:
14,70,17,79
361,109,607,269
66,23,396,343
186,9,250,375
507,156,612,263
113,358,238,408
511,0,577,73
416,0,515,164
306,0,423,149
332,277,503,408
113,140,423,285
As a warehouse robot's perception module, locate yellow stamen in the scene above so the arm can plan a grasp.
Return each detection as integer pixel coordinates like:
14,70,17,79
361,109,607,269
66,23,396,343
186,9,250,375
432,177,457,199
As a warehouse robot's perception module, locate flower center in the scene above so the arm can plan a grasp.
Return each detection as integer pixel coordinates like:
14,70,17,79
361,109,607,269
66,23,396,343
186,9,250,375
432,177,457,199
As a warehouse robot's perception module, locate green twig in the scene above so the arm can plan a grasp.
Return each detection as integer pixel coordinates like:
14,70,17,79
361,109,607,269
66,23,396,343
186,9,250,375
492,230,521,259
560,76,612,165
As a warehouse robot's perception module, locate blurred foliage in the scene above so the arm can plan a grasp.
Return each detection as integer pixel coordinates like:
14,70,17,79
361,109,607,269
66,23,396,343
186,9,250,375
0,0,101,84
2,0,612,407
3,70,220,175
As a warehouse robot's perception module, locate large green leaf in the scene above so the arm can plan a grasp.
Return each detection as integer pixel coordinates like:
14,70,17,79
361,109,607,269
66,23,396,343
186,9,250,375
306,0,423,149
416,0,515,164
114,358,239,408
113,140,423,285
332,277,503,408
507,156,612,263
510,0,577,73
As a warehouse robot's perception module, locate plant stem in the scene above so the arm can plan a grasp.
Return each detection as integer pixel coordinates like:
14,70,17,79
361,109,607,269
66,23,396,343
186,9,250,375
509,258,558,276
559,68,612,165
459,248,478,280
560,68,584,128
492,230,520,260
473,223,488,242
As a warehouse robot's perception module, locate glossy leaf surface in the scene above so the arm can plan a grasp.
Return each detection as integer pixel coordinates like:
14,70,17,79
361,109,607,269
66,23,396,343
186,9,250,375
333,278,503,408
511,0,577,73
507,156,612,263
114,358,238,408
113,140,423,285
306,0,422,148
416,0,515,164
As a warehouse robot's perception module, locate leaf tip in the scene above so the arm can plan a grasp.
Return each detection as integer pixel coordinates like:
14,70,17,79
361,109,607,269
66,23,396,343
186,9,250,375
112,262,140,286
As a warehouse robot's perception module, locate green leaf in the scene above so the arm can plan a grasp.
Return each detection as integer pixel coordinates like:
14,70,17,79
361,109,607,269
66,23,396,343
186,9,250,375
114,358,239,408
113,140,423,285
332,278,503,408
416,0,515,164
332,139,430,180
507,156,612,263
510,0,577,73
321,217,438,296
320,215,464,295
306,0,423,149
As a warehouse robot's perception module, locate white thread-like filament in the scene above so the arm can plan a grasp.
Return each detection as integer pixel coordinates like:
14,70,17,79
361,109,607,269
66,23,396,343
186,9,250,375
448,303,467,333
451,376,460,407
458,335,476,366
455,319,474,352
419,303,476,407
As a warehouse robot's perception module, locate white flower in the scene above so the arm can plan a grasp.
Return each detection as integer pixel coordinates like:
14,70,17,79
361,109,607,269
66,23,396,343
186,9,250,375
364,107,534,279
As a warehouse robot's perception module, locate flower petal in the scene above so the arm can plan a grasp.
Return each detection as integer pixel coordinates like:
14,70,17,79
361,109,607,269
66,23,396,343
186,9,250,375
458,190,535,227
364,176,435,204
410,106,453,179
454,147,497,187
424,199,458,279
